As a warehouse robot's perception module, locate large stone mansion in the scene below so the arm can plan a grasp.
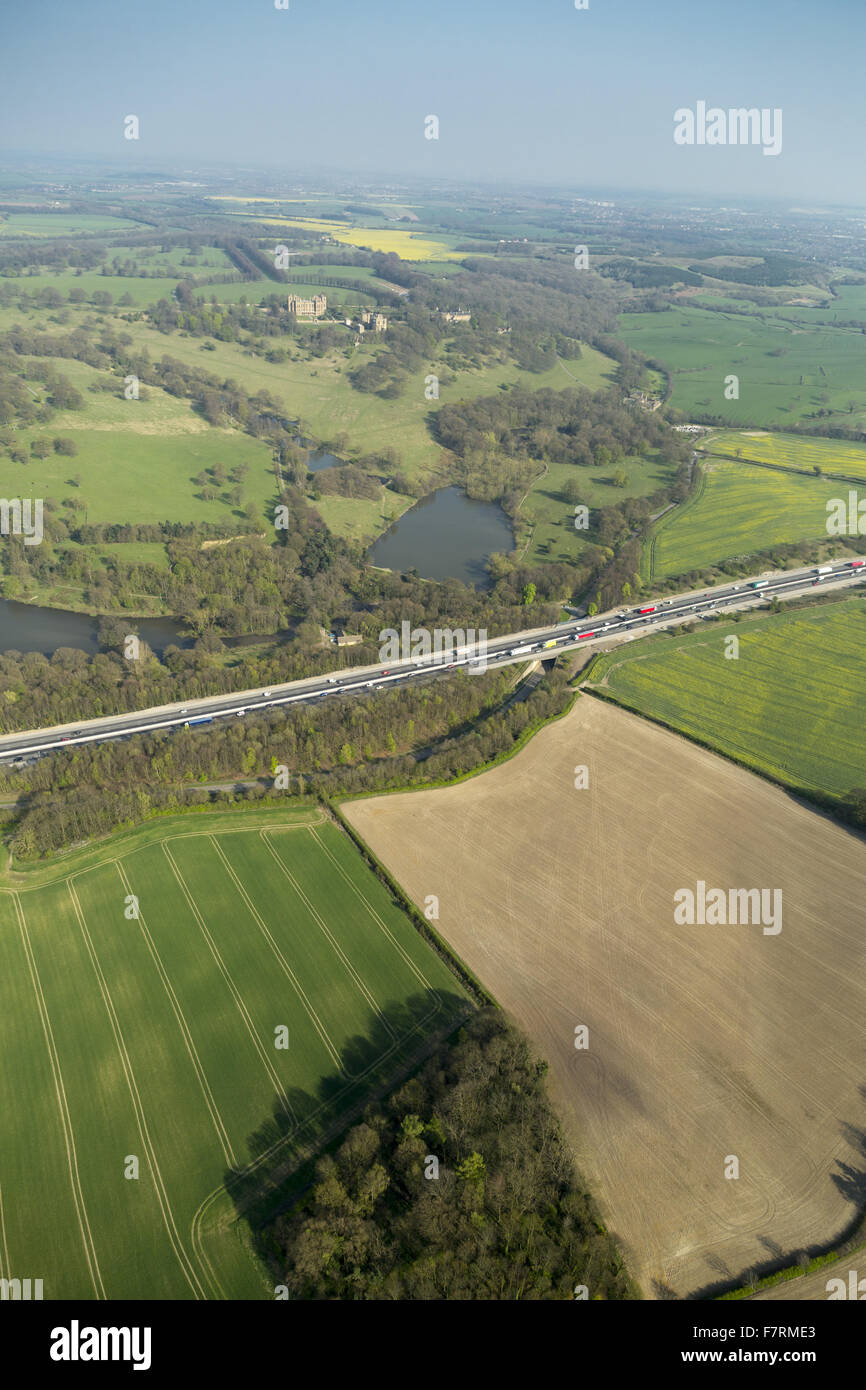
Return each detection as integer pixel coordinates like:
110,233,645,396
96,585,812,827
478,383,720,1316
287,293,327,319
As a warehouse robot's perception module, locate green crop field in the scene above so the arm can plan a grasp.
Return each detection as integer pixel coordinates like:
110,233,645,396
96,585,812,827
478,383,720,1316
706,430,866,481
645,458,843,579
619,304,866,427
0,807,473,1299
583,596,866,796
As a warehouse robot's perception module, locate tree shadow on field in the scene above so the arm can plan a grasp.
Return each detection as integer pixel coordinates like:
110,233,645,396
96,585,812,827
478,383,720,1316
689,1105,866,1300
222,987,472,1241
831,1123,866,1208
651,1277,679,1300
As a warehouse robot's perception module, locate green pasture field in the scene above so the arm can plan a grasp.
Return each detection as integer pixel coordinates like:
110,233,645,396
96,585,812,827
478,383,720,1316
18,356,214,434
91,541,170,568
189,279,271,304
0,426,276,526
0,214,146,237
619,304,866,427
691,281,866,326
284,264,381,283
520,450,677,565
0,807,473,1299
311,487,410,544
645,458,845,580
5,270,270,309
583,596,866,796
111,314,619,480
108,246,235,272
4,270,188,306
706,429,866,481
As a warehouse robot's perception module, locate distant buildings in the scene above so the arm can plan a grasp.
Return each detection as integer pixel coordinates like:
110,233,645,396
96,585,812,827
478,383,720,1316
439,308,471,324
287,293,327,319
361,310,388,332
626,390,661,412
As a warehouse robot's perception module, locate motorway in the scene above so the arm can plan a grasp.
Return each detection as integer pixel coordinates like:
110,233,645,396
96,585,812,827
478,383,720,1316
0,559,862,763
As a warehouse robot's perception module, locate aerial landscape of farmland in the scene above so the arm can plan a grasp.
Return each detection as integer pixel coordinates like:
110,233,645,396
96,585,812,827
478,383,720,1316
1,0,865,1365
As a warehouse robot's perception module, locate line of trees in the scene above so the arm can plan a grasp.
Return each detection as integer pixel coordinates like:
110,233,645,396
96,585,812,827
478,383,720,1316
1,666,574,858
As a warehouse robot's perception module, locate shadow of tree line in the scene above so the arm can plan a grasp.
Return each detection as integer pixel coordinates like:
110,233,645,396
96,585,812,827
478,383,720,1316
222,987,473,1238
689,1097,866,1301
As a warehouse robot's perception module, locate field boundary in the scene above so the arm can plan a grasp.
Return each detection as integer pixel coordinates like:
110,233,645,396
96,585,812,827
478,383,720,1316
642,460,707,582
578,674,861,832
712,1212,866,1302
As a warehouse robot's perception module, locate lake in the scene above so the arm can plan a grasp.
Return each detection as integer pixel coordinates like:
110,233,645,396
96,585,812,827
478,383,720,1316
306,449,341,473
0,599,290,659
369,486,514,588
0,599,188,657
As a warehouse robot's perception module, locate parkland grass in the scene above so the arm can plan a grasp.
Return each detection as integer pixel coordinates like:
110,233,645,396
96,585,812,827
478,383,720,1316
0,807,473,1299
521,448,677,565
113,314,619,481
0,427,276,527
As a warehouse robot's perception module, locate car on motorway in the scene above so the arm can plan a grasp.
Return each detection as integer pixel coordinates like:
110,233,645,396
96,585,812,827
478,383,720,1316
446,662,456,669
180,707,188,715
235,709,246,717
382,670,390,676
327,676,337,683
263,690,271,697
366,680,375,687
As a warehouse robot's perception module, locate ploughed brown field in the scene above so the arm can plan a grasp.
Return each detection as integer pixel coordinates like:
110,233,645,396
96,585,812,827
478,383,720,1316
344,696,866,1299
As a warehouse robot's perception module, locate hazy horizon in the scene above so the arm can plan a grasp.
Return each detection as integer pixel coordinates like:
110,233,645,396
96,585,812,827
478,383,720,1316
2,0,864,205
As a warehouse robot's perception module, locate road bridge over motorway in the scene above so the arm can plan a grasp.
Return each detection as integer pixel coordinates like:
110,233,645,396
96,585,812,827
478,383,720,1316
0,559,861,763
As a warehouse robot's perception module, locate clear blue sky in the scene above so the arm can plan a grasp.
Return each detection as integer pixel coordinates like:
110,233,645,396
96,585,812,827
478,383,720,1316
2,0,864,200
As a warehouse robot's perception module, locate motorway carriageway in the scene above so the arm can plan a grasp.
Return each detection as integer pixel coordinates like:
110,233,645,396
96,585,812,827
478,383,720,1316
0,560,862,763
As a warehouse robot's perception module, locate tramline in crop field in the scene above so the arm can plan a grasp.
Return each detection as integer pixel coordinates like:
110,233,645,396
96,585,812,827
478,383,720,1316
0,807,472,1299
